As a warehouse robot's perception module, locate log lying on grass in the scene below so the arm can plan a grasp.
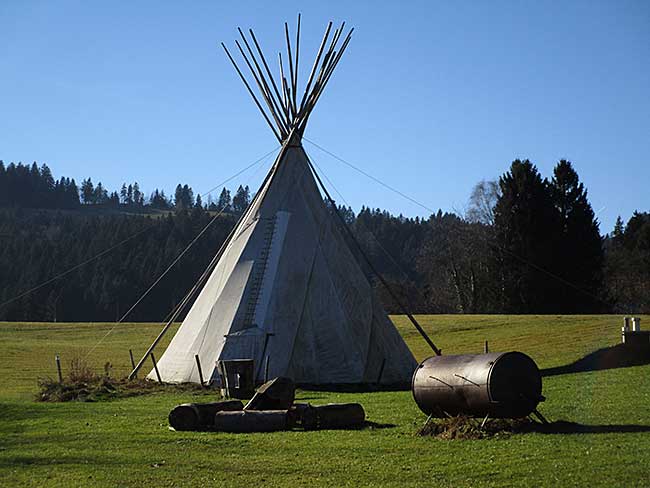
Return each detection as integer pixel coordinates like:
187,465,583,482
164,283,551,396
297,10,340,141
313,403,365,429
288,402,366,430
213,410,290,433
289,402,317,430
169,400,244,431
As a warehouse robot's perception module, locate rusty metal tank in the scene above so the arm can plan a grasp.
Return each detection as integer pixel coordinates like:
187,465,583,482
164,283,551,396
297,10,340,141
412,352,543,418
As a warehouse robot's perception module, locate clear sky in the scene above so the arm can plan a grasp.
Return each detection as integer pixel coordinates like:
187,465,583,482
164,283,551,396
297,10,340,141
1,0,648,233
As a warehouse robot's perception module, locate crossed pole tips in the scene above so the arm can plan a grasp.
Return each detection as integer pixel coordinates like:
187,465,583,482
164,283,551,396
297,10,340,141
221,14,354,143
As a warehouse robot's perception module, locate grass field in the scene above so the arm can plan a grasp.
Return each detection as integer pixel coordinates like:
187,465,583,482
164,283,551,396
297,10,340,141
1,315,649,487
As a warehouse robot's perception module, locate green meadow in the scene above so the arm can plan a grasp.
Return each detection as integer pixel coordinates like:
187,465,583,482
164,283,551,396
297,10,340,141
1,315,649,487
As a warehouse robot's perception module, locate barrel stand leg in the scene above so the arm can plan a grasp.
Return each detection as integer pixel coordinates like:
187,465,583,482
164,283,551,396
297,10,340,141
532,408,549,425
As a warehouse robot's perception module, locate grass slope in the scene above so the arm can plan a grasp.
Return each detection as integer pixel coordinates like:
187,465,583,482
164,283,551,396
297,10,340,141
1,315,649,487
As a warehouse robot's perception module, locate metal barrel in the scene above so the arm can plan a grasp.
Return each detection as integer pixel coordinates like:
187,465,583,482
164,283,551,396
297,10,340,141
411,352,543,418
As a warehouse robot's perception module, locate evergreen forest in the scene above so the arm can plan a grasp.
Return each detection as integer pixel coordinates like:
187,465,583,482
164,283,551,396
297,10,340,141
0,159,648,321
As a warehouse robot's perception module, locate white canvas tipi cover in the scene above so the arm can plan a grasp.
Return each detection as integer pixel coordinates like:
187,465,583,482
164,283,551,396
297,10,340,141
149,135,417,385
144,19,418,384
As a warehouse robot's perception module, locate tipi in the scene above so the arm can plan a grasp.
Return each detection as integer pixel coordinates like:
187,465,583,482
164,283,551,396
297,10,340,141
140,18,418,385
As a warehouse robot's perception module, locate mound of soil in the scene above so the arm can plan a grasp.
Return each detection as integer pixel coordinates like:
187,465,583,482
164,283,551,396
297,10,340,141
417,415,534,439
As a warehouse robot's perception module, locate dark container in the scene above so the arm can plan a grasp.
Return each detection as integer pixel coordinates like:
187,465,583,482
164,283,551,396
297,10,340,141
412,352,543,418
217,359,256,399
168,400,244,431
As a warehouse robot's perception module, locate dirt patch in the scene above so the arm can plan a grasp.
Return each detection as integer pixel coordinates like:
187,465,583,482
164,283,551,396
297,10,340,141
417,415,534,439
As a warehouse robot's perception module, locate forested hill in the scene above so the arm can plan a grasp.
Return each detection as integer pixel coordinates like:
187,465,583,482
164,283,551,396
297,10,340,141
0,159,648,321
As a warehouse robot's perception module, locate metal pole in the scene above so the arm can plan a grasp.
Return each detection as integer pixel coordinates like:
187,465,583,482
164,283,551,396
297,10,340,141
55,354,63,383
195,354,205,387
264,355,270,383
484,341,489,354
150,353,162,383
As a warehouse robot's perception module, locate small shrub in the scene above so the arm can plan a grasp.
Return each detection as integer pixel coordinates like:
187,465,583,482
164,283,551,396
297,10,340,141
36,357,207,402
68,356,99,383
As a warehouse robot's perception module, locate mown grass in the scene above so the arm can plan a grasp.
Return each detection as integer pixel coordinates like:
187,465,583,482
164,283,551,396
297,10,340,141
1,315,649,487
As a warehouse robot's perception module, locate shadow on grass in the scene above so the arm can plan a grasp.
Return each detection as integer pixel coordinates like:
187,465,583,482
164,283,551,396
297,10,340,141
541,343,650,377
0,454,123,468
530,421,650,435
297,383,410,393
363,420,396,430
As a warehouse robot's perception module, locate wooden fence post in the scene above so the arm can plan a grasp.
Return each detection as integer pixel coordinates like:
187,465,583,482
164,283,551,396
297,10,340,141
55,354,63,383
129,349,137,375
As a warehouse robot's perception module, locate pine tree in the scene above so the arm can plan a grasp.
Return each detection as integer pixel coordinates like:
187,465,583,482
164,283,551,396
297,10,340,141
550,160,604,312
120,184,128,204
612,216,624,241
493,159,562,313
133,182,143,206
68,179,80,207
182,185,194,209
217,188,231,212
109,191,120,207
81,178,95,204
232,185,251,213
94,182,108,204
0,161,6,206
174,184,183,210
126,184,134,205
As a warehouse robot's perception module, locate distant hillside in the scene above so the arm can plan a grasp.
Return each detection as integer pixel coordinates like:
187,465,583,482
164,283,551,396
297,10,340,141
1,159,648,319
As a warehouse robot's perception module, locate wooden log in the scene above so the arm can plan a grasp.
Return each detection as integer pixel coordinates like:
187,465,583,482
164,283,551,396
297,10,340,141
245,377,295,411
314,403,365,430
213,410,290,433
289,402,317,430
169,400,244,431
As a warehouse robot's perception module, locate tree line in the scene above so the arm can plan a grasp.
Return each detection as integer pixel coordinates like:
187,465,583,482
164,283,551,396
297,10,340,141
0,158,647,322
0,161,252,213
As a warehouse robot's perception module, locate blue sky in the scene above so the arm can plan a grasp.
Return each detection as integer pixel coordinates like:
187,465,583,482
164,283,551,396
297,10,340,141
1,0,648,233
